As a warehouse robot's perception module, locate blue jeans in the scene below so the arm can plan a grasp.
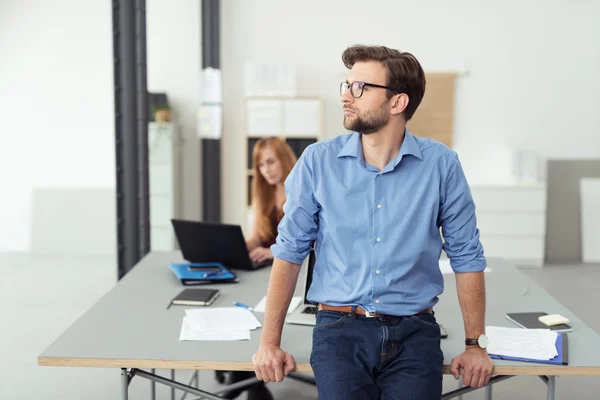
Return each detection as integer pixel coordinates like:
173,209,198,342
310,309,443,400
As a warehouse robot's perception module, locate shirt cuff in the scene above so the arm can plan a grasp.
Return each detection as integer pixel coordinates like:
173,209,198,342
270,244,307,265
451,258,487,273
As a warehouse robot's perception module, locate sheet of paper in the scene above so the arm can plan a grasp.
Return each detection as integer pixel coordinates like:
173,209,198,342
243,63,296,97
196,105,222,139
179,316,250,341
185,307,262,331
246,99,283,134
283,99,321,136
254,296,302,313
200,67,222,103
486,326,558,360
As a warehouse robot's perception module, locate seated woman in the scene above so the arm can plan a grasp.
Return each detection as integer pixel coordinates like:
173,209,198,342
246,136,298,263
219,136,297,400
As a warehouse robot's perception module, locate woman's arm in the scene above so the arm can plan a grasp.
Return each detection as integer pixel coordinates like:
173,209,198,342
245,202,262,251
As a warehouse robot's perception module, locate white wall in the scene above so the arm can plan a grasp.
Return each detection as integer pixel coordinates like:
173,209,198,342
146,0,202,222
0,0,114,252
221,0,600,227
0,0,203,253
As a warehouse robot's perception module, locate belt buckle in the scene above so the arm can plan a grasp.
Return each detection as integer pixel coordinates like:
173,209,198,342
364,310,376,318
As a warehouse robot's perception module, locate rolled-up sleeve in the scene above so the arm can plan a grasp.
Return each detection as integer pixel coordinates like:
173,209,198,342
270,147,319,265
440,154,487,273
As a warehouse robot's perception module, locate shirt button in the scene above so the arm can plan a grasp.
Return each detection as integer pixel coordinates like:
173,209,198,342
376,237,381,242
377,204,382,209
375,299,380,304
376,270,380,274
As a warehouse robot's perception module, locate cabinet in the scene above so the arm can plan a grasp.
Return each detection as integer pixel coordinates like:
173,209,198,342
148,122,180,251
470,184,547,267
243,97,324,233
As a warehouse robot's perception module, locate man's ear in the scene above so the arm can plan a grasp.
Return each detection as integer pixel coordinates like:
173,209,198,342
390,93,409,116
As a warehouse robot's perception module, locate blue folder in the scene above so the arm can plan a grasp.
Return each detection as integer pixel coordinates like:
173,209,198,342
489,332,568,365
169,262,238,285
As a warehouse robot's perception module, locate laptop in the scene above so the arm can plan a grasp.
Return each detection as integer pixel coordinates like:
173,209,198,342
170,219,272,271
286,249,449,338
286,249,318,325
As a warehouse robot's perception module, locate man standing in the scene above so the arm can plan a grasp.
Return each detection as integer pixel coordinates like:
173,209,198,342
252,44,493,399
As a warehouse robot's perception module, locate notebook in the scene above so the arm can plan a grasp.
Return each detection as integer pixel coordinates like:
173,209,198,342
170,288,221,306
506,312,572,332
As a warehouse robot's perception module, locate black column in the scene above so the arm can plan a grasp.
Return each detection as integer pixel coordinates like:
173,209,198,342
113,0,150,279
201,0,221,222
135,0,150,258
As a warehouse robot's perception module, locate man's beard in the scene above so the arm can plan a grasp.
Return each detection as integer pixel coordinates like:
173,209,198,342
344,106,389,135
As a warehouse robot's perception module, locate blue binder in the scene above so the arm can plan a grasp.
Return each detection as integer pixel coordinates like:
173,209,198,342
489,332,568,365
169,262,238,285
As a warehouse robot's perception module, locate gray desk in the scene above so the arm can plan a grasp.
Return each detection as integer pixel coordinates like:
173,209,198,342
39,252,600,400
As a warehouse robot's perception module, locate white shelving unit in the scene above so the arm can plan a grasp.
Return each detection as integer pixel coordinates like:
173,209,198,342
470,184,547,267
242,96,324,234
148,122,180,251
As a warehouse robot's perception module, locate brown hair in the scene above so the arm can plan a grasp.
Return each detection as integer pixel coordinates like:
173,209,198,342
342,45,426,121
251,137,297,244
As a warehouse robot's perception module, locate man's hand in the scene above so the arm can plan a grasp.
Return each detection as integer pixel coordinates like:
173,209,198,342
450,347,494,388
252,344,296,382
249,247,272,263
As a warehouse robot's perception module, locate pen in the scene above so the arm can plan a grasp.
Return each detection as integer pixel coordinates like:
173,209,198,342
233,301,254,311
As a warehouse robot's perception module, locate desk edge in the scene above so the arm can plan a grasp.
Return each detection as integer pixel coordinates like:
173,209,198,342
37,356,600,376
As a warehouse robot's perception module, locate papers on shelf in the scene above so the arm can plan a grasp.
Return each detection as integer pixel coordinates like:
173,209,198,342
254,296,302,314
179,307,262,341
486,326,558,361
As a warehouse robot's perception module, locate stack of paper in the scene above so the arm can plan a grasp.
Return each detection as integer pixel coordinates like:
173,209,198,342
486,326,558,360
180,307,262,341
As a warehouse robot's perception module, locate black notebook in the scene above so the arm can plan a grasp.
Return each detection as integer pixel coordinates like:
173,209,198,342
170,288,220,307
505,312,572,332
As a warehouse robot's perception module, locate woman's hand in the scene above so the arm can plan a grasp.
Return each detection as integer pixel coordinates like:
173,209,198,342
249,246,273,263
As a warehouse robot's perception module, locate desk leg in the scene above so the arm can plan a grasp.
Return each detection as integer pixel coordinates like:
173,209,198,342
171,369,176,400
547,376,556,400
150,369,156,400
121,368,129,400
485,384,492,400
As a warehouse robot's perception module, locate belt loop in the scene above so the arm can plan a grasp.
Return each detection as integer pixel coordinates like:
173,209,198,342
350,305,357,318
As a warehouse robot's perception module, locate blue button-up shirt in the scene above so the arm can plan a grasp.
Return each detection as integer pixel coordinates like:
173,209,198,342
271,129,486,316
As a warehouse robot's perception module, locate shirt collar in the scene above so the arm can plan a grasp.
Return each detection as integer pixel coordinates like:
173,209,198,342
337,129,424,163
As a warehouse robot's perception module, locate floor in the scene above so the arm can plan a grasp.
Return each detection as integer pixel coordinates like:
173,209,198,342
1,253,599,399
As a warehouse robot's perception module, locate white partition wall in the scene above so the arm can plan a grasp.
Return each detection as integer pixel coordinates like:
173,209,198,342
580,178,600,263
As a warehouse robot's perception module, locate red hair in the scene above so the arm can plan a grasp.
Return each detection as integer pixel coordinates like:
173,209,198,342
252,137,297,244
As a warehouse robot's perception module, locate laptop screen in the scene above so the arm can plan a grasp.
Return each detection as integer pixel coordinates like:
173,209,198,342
303,249,316,305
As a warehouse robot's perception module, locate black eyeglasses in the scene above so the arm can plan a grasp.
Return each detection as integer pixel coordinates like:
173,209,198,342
340,81,405,98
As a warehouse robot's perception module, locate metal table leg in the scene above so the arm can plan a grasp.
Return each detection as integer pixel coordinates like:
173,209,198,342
171,369,176,400
547,376,556,400
121,368,129,400
151,368,156,400
485,384,492,400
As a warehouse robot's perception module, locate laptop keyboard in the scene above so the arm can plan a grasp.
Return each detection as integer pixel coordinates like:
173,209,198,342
301,305,317,315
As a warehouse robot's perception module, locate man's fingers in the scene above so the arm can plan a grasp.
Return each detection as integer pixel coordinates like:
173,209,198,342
462,367,473,387
274,365,284,382
449,358,461,379
477,370,487,389
254,366,264,381
284,353,296,375
468,370,480,388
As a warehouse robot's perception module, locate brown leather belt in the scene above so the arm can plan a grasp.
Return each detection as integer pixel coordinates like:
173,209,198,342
318,304,433,318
